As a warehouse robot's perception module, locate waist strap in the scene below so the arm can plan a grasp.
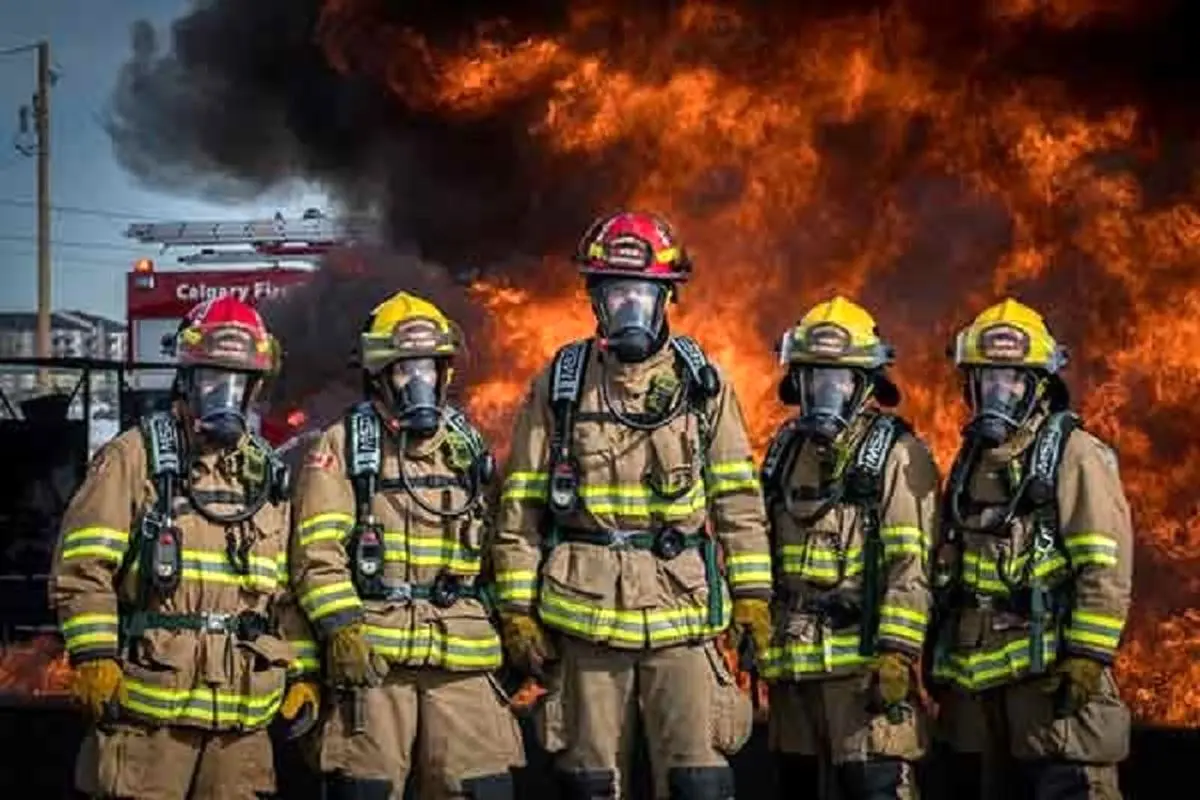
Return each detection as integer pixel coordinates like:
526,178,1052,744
360,574,482,609
558,526,705,558
123,610,273,641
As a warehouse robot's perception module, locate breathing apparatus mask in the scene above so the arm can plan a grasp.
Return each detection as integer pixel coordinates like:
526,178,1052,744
385,357,443,438
590,278,669,363
186,367,257,448
789,366,867,445
963,366,1042,448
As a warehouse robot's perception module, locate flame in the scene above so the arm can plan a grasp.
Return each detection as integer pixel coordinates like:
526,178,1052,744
0,635,73,699
313,0,1200,726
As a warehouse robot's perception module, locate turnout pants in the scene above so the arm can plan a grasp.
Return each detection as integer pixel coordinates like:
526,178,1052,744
769,674,926,800
75,723,274,800
533,636,752,799
314,668,525,800
934,668,1129,800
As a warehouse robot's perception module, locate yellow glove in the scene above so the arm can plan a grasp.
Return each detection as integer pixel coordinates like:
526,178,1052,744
279,681,320,740
500,612,555,676
732,598,772,659
326,623,383,686
872,651,913,706
71,658,123,719
1043,656,1104,715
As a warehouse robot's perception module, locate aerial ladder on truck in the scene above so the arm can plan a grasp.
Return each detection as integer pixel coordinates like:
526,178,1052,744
124,207,375,267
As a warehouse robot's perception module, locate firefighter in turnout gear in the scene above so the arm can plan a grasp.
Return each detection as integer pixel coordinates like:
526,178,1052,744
51,296,318,799
290,291,524,800
490,210,771,800
761,297,939,800
930,299,1133,800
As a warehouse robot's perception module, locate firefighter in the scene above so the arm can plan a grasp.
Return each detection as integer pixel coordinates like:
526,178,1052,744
290,291,524,800
929,298,1132,800
490,210,772,800
52,296,319,800
759,297,939,800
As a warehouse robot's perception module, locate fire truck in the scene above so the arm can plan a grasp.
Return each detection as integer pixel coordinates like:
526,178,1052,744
123,209,369,444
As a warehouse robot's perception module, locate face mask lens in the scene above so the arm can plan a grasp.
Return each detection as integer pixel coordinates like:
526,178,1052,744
193,369,248,420
388,358,441,436
801,368,856,417
971,367,1031,423
390,359,438,396
596,280,663,331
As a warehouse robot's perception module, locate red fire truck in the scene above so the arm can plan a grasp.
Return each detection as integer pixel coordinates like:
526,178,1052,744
124,209,368,444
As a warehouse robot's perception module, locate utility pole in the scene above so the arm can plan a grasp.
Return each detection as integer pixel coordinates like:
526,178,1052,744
34,40,51,389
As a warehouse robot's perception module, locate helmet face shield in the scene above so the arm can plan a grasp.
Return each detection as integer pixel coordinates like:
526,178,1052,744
590,278,668,362
792,366,863,443
387,357,442,437
188,368,255,446
965,366,1040,445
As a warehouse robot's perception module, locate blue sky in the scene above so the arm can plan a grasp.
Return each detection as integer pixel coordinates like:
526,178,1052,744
0,0,329,320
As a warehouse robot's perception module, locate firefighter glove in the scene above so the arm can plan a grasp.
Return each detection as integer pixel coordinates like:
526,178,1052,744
326,623,383,686
872,651,913,706
732,598,772,661
279,681,320,740
1044,656,1104,715
500,612,555,677
71,658,123,719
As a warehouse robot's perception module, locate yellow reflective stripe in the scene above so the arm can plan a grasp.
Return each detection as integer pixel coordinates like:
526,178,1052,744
1064,610,1123,653
538,584,731,647
1062,532,1119,568
726,552,772,587
960,550,1070,594
932,632,1058,691
297,512,355,547
877,604,927,646
494,570,538,604
382,533,479,573
778,543,862,583
130,549,278,592
880,525,927,560
578,482,707,517
288,640,320,676
275,550,289,584
501,471,549,501
299,580,362,621
363,624,502,670
705,459,760,496
60,527,129,562
62,612,120,654
120,676,283,729
760,632,868,678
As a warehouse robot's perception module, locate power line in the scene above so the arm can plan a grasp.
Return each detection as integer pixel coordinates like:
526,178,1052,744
0,234,151,253
0,197,154,221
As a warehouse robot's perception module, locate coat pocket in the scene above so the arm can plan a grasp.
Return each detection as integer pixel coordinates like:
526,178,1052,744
702,639,753,755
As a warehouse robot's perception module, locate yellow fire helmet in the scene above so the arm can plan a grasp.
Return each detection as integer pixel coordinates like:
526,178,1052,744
952,298,1068,373
777,295,900,410
359,291,459,376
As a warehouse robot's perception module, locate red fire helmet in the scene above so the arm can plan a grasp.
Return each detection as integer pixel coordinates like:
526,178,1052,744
175,296,278,374
573,210,693,283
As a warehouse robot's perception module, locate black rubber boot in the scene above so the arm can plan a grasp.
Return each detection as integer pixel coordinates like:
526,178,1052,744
557,769,617,800
461,771,515,800
321,773,393,800
666,765,736,800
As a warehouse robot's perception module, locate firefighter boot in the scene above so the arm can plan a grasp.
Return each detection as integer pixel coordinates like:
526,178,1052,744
557,769,617,800
775,754,821,798
837,758,911,800
461,772,516,800
666,766,736,800
321,773,392,800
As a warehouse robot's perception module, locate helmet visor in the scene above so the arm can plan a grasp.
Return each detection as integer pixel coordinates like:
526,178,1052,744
967,367,1038,427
